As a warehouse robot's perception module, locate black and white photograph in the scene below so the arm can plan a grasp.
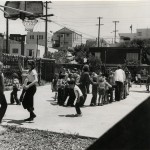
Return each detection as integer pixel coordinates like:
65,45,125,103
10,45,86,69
0,0,150,149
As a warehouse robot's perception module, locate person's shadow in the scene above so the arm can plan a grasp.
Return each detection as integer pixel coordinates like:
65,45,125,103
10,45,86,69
4,119,34,125
59,114,77,117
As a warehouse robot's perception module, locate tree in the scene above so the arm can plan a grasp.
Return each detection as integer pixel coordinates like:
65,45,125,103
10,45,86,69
46,48,70,64
118,39,150,64
88,54,102,73
74,41,97,64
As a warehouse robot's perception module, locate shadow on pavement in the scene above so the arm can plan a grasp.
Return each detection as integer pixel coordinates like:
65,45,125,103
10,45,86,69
59,114,77,117
4,119,34,125
4,119,25,125
87,96,150,150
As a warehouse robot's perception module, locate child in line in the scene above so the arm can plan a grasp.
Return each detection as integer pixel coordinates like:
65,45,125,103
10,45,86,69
10,73,21,105
51,73,59,101
0,61,7,124
98,77,112,106
57,74,66,106
90,76,98,106
68,79,84,117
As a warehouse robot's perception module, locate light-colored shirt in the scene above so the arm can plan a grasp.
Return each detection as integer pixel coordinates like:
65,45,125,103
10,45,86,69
27,69,38,82
114,69,126,83
74,85,83,98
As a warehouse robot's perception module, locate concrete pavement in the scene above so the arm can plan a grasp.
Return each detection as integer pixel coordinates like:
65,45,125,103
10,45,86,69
1,84,150,138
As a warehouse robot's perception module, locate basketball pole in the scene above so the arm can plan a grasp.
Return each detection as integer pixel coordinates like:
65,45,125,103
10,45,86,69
45,1,48,57
6,18,9,53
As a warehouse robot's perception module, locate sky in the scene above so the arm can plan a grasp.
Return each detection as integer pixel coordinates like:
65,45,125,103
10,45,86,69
0,0,150,43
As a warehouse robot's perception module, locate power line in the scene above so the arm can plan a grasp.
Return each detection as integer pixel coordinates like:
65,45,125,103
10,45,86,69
51,20,97,39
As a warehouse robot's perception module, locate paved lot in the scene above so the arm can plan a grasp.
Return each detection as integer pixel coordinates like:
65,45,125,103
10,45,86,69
1,84,150,138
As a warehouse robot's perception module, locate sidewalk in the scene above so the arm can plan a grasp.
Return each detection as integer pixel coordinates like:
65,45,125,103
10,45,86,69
1,84,150,138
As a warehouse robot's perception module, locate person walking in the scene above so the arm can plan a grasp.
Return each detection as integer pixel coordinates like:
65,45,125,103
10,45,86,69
0,61,7,124
22,60,38,121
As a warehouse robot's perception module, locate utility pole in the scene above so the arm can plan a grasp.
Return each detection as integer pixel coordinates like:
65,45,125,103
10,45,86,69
45,1,48,57
36,33,39,58
113,21,119,43
97,17,103,47
44,1,53,57
6,18,9,53
130,24,132,34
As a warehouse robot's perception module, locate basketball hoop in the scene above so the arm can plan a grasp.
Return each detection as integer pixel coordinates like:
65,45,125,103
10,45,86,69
22,18,38,32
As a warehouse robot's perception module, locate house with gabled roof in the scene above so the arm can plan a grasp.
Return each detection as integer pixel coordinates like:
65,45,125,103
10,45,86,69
52,27,82,48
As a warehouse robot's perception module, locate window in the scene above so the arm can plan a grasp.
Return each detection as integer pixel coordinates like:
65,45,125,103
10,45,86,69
66,34,69,37
30,35,34,39
95,52,101,59
126,53,138,60
137,32,142,36
39,35,43,39
27,49,33,56
12,48,18,53
64,42,68,45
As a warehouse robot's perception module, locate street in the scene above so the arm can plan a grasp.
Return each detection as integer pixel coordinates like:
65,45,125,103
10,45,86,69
2,84,150,138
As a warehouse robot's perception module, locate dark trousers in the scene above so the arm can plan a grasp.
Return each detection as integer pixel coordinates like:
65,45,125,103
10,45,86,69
22,83,36,111
58,87,65,106
79,84,87,106
86,83,90,94
67,88,75,106
20,89,26,102
108,86,114,103
10,88,20,104
75,96,84,114
90,92,97,105
115,81,123,101
0,91,7,122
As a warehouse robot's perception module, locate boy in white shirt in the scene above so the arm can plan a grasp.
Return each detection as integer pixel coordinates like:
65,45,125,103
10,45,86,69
68,79,84,117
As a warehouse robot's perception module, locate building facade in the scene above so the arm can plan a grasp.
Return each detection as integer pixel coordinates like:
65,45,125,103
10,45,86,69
26,32,52,48
89,47,141,66
9,34,26,55
119,28,150,42
52,27,82,48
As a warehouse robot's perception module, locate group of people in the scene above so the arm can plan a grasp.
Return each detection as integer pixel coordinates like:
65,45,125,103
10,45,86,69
52,64,132,117
0,60,38,124
0,60,137,122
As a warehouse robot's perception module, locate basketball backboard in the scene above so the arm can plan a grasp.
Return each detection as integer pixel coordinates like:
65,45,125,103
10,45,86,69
4,1,43,20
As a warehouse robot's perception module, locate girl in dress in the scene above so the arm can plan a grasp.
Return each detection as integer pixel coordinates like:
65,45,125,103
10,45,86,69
22,60,38,121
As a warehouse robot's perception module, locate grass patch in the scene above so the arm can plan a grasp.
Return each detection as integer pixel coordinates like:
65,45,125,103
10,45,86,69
0,125,96,150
